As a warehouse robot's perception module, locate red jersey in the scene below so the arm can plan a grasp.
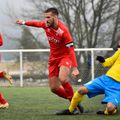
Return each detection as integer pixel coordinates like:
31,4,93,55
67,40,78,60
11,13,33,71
25,20,77,67
0,33,3,46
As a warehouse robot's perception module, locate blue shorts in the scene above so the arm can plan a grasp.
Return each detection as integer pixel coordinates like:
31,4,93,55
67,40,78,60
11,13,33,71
84,75,120,107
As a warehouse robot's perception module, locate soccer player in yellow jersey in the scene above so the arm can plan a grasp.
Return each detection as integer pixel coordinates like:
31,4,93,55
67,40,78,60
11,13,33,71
57,49,120,115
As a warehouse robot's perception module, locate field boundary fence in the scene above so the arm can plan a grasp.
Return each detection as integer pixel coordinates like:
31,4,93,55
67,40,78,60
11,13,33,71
0,48,113,87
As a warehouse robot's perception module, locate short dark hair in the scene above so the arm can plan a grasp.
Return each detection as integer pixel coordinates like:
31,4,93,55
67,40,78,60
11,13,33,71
44,7,59,16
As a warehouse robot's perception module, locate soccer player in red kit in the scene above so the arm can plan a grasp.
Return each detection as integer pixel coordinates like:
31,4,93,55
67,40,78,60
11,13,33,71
0,33,13,109
16,7,83,114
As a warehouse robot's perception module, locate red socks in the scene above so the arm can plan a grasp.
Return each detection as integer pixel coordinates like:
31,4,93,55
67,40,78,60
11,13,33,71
53,86,68,99
53,82,74,102
0,93,7,104
0,71,4,78
62,82,74,101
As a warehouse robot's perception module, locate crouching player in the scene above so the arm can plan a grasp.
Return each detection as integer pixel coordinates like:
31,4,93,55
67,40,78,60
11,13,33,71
57,49,120,115
0,33,13,109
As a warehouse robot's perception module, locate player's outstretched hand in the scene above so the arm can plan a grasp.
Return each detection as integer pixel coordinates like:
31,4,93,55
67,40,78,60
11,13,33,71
96,56,105,63
16,20,25,25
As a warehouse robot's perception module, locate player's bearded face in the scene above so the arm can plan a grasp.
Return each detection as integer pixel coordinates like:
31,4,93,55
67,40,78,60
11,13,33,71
45,12,55,27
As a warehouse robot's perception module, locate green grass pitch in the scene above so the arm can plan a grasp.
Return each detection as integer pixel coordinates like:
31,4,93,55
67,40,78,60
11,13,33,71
0,86,119,120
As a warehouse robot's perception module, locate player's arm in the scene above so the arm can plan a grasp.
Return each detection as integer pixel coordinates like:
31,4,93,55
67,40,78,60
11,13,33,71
66,43,79,78
0,33,3,46
96,50,120,67
66,42,78,67
63,29,78,67
63,29,79,78
16,20,46,28
71,67,79,78
63,28,78,67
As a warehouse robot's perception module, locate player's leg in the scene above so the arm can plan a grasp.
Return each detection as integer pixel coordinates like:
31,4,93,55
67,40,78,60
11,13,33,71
3,71,13,85
0,71,13,85
97,76,120,115
56,86,88,115
59,65,74,101
49,76,68,99
48,60,68,99
59,62,84,113
0,71,10,109
49,73,83,114
56,76,105,115
0,93,7,104
0,93,9,109
68,86,88,112
97,103,117,115
104,102,117,115
0,71,4,77
58,57,76,101
0,72,8,107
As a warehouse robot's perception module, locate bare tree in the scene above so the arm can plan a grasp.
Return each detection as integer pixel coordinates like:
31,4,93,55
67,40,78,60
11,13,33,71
3,1,48,49
5,0,120,48
3,0,120,82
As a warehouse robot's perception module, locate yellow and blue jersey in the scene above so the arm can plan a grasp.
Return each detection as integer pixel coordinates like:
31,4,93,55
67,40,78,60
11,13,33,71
102,49,120,82
84,50,120,107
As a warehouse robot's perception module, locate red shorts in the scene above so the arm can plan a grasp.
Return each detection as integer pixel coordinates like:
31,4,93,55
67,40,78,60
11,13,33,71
48,57,72,78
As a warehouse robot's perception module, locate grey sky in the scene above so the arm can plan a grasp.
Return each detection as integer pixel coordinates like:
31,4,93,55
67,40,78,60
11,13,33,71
0,0,29,49
0,0,30,60
0,0,26,29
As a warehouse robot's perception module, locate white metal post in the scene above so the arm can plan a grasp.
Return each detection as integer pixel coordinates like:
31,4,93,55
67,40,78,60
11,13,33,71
91,50,94,80
20,51,23,87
